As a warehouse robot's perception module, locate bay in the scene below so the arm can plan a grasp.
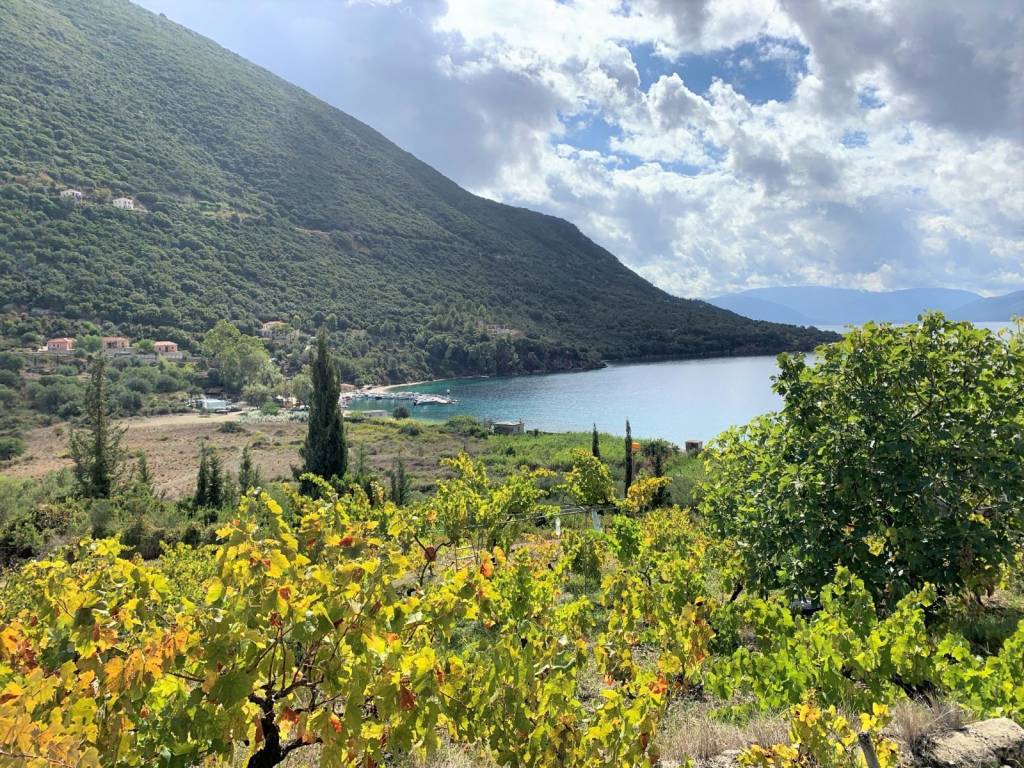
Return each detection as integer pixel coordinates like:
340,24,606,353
346,321,1017,445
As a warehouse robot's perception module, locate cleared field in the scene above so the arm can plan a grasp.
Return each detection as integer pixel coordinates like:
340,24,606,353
1,413,488,499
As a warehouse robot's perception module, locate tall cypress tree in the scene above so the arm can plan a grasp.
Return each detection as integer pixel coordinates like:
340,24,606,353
238,445,261,493
591,423,601,459
68,355,125,498
624,420,634,490
193,445,210,509
134,453,154,495
207,448,224,508
389,454,410,506
301,330,347,484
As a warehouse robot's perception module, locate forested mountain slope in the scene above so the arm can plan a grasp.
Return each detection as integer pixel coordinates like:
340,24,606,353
0,0,834,382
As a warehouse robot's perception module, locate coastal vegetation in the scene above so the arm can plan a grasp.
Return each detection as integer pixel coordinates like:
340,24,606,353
0,316,1021,767
0,0,834,388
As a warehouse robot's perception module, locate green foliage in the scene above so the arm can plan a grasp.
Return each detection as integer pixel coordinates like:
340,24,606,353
389,454,411,506
624,420,635,490
0,351,23,372
607,514,642,564
561,449,615,506
67,355,125,498
192,444,229,517
0,436,25,460
703,316,1024,608
444,415,490,438
0,0,832,387
561,528,605,587
301,330,347,485
200,320,271,394
237,445,261,493
739,698,898,768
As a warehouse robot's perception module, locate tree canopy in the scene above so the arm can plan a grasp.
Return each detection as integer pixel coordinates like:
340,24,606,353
702,315,1024,607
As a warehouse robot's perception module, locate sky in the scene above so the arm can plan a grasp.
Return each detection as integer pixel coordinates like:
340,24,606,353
133,0,1024,299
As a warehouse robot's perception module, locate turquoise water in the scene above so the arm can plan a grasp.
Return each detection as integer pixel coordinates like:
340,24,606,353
382,356,792,443
348,321,1017,444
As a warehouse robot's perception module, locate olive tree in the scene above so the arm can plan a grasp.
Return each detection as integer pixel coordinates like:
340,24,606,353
702,315,1024,608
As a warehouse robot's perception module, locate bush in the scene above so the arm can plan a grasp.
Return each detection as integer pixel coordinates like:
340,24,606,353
0,513,43,564
398,422,421,436
0,436,26,460
0,351,24,372
702,315,1024,608
118,389,144,415
0,384,18,408
0,369,19,388
444,415,488,438
392,405,411,419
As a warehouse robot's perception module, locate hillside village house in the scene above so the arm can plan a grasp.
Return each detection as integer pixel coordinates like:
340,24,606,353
112,197,135,210
60,189,83,203
102,336,131,353
154,340,181,358
259,320,297,341
46,337,75,353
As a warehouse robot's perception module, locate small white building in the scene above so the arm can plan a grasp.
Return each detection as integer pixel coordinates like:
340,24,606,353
193,396,232,412
492,420,525,435
112,197,135,210
60,189,83,203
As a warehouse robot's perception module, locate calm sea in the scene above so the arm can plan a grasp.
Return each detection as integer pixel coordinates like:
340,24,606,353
346,321,1016,444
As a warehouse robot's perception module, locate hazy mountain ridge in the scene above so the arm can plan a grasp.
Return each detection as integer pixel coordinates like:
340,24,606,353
0,0,833,383
710,286,1021,325
950,290,1024,322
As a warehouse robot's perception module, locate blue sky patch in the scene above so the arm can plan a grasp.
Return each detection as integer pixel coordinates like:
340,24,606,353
630,37,808,104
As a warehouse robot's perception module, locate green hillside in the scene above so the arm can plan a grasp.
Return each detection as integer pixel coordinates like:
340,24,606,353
0,0,834,383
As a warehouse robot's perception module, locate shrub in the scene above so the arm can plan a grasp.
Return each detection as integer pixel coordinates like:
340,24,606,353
444,415,489,438
0,436,26,461
702,315,1024,608
0,351,24,372
392,405,411,419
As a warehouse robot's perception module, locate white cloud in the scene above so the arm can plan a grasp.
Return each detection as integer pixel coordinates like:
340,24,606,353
135,0,1023,296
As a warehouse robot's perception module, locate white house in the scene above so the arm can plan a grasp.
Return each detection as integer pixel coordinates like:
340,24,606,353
60,189,83,203
112,197,135,210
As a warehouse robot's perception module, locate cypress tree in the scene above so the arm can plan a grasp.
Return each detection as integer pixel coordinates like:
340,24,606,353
68,355,125,498
134,453,154,494
624,420,634,490
301,330,347,485
591,423,601,459
207,448,224,509
238,445,261,493
193,445,210,509
389,454,410,506
652,451,668,506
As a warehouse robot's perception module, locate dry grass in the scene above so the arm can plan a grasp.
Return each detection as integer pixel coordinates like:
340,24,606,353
656,703,788,765
885,698,972,755
228,739,494,767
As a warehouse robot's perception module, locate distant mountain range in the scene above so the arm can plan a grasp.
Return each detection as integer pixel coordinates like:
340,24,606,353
708,287,1024,326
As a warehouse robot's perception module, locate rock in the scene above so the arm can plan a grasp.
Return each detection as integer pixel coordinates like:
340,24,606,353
707,749,742,767
920,718,1024,768
968,718,1024,765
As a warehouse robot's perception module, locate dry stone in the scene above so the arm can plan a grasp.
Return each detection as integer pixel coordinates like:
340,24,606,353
919,717,1024,768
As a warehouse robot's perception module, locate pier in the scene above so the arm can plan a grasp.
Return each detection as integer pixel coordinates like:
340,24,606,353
339,387,457,408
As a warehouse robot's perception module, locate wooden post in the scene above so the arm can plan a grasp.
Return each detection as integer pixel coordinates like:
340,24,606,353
858,732,881,768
